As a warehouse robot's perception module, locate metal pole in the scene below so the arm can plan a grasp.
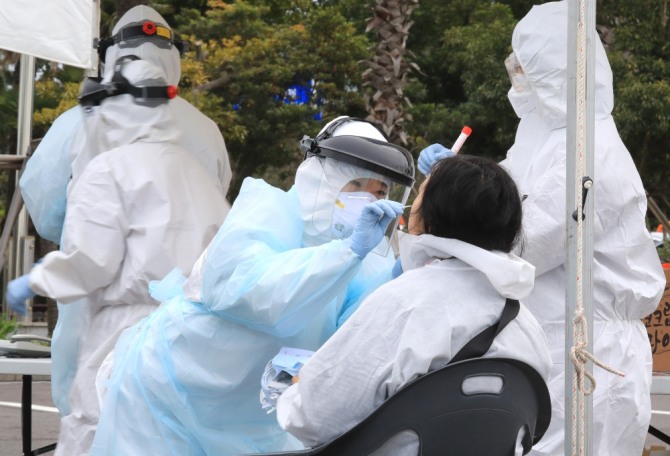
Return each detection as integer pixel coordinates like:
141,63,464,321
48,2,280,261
566,0,596,454
14,53,35,322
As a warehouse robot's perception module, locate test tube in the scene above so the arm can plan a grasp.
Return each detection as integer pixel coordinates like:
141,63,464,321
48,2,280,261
451,126,472,154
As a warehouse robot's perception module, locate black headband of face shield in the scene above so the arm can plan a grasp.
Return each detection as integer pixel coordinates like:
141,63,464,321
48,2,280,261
299,117,389,159
78,55,178,107
96,20,189,60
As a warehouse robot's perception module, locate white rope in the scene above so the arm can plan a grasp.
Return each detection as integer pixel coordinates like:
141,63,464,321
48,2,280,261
570,6,587,452
568,2,625,455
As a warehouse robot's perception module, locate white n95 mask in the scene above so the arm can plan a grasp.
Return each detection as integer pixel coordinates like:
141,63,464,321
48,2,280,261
331,191,377,239
508,86,537,118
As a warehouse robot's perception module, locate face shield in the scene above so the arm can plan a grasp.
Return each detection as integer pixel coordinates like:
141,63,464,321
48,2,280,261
333,176,390,238
296,134,414,255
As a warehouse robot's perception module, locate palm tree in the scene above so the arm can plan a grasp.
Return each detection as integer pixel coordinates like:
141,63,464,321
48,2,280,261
363,0,420,145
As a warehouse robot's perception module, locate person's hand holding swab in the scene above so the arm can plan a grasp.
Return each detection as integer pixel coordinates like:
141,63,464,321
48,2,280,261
350,200,404,258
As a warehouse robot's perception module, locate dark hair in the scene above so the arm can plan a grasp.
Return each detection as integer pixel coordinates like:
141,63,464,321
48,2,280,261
419,155,522,252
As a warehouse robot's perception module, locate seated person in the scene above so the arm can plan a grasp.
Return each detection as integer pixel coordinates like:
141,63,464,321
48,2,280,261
276,154,552,455
89,117,415,455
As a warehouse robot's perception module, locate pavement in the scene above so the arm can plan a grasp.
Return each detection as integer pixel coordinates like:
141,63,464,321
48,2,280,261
1,381,670,455
0,380,59,456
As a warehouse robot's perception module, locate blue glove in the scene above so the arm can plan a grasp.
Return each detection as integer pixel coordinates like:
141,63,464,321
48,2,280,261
6,274,36,316
391,257,403,278
418,144,455,176
350,200,404,258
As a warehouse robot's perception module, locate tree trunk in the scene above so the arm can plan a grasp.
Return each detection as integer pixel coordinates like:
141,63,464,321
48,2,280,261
363,0,420,145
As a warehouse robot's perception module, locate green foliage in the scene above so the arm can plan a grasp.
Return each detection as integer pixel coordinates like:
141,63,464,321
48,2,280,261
406,1,519,159
0,313,19,340
0,51,19,155
657,240,670,264
600,0,670,203
174,0,370,194
33,78,81,137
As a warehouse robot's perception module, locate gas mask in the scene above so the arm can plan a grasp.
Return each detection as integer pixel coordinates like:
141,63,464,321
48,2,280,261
79,55,178,108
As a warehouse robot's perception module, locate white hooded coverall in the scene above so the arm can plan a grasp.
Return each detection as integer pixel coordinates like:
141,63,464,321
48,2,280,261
501,3,665,455
28,60,229,456
18,4,233,419
277,234,552,455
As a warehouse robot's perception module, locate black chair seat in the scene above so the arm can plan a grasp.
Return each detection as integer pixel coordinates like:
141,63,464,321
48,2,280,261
248,357,551,456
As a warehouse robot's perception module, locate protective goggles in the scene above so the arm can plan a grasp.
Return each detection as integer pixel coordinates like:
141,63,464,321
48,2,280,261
504,52,529,91
96,20,189,60
78,56,178,107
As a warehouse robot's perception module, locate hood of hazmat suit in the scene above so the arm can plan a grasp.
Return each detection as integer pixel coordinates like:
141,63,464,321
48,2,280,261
499,3,665,455
90,120,404,456
21,5,231,244
276,233,551,454
29,59,228,456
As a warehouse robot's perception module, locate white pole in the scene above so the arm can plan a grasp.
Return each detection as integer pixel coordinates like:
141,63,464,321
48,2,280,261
14,53,36,322
565,0,596,455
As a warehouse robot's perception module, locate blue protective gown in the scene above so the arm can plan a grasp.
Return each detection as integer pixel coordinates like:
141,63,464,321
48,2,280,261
20,106,81,244
19,106,84,416
91,177,395,456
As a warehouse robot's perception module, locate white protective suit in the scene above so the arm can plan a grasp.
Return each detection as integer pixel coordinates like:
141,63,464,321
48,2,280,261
28,60,229,456
500,3,665,455
19,4,233,418
20,5,231,243
277,233,552,455
90,125,400,456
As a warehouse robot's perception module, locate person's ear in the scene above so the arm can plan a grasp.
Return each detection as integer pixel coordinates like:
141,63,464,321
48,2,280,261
408,177,428,235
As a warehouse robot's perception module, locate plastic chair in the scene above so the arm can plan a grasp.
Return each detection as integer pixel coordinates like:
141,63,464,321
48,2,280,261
254,357,551,456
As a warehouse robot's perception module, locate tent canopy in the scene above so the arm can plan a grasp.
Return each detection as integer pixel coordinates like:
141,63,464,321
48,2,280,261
0,0,99,69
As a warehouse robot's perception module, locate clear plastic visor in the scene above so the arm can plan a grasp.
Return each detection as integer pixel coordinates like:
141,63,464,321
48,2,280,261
306,157,411,256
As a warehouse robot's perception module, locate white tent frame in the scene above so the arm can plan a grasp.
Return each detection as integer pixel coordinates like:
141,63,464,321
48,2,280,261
565,0,596,455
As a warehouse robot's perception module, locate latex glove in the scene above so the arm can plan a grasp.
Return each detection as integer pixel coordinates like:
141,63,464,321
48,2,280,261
260,360,294,414
350,200,404,258
418,144,455,176
7,274,36,316
391,257,403,279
